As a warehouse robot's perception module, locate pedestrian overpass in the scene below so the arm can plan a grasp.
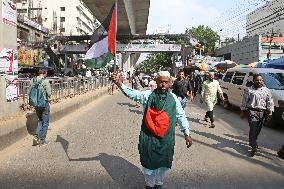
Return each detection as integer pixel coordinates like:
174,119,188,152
58,34,192,71
60,43,182,54
44,1,193,72
60,42,183,72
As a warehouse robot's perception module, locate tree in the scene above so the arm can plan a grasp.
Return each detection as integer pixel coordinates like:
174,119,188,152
135,53,173,74
185,25,219,53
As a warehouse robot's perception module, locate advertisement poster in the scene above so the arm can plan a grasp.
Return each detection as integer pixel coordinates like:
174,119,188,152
2,0,17,27
0,48,18,73
18,47,41,66
5,74,19,102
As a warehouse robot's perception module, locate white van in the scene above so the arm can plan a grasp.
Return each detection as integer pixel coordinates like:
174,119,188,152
219,68,284,126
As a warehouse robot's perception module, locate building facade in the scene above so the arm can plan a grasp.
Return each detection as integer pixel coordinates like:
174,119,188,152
17,14,48,46
246,0,284,36
17,14,49,66
215,35,284,64
16,0,97,35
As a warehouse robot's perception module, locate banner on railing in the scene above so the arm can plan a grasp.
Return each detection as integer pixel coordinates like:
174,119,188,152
5,74,19,102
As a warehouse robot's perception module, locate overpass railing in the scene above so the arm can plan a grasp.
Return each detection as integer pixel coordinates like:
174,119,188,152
18,76,110,110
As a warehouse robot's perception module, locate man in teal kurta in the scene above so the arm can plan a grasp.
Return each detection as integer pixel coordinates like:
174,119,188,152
112,71,192,189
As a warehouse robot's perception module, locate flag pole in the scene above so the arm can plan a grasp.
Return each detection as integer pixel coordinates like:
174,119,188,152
114,0,117,73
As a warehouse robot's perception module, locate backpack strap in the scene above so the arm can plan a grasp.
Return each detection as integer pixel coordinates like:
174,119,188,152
33,77,44,85
38,78,44,84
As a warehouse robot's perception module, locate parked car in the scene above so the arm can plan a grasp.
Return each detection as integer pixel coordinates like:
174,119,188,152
219,68,284,127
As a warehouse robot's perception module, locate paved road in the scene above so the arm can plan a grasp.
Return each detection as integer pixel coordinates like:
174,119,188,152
0,90,283,189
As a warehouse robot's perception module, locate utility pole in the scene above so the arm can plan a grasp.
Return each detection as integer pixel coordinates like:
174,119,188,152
267,28,274,60
181,44,185,67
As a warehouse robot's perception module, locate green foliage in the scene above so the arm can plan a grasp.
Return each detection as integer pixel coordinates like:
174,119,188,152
185,25,219,53
135,53,173,74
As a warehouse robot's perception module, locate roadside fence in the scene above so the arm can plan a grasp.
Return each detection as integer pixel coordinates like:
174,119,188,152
18,76,110,110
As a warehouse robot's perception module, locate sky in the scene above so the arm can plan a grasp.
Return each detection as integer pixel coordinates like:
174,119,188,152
146,0,268,38
137,0,268,63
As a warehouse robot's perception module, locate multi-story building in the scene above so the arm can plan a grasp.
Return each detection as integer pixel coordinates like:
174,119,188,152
246,0,284,36
215,0,284,64
17,14,49,66
16,0,97,35
17,14,49,45
215,35,284,64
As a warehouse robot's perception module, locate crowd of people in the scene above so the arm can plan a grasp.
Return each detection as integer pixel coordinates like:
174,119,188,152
110,68,283,189
26,67,283,189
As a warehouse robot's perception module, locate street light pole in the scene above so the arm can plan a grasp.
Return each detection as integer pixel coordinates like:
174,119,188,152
268,28,274,60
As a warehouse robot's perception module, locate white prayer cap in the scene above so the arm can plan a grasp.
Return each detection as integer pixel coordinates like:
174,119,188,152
157,71,171,78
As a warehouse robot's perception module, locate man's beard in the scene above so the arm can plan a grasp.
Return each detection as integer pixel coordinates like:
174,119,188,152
209,78,213,82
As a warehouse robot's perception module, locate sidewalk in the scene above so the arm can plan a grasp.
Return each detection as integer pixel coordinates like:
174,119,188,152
0,86,109,151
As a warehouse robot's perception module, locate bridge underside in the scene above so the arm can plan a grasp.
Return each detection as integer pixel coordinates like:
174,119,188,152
82,0,150,35
82,0,150,72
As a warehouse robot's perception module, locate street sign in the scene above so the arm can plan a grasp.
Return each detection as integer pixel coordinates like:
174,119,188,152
117,43,182,52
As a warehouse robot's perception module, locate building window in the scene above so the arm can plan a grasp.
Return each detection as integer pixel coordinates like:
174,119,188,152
60,28,65,32
60,7,65,11
60,17,65,22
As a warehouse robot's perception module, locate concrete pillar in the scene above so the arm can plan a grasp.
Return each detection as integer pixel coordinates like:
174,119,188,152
120,53,140,73
121,53,131,71
0,2,20,119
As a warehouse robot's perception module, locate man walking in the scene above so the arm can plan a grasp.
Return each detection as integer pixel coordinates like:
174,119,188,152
188,73,199,99
200,72,224,128
111,71,192,189
240,74,274,157
131,72,142,107
28,69,52,146
172,70,193,109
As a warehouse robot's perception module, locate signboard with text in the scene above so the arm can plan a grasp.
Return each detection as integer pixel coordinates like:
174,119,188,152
117,44,182,52
2,0,17,27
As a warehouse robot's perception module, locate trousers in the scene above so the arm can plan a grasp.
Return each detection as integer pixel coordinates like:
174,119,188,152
35,102,50,144
248,110,265,149
144,168,168,187
205,111,214,123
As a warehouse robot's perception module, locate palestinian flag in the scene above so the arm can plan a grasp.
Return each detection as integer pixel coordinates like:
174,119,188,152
85,3,116,69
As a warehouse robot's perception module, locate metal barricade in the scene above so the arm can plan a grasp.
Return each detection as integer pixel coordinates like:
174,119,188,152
18,76,110,111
